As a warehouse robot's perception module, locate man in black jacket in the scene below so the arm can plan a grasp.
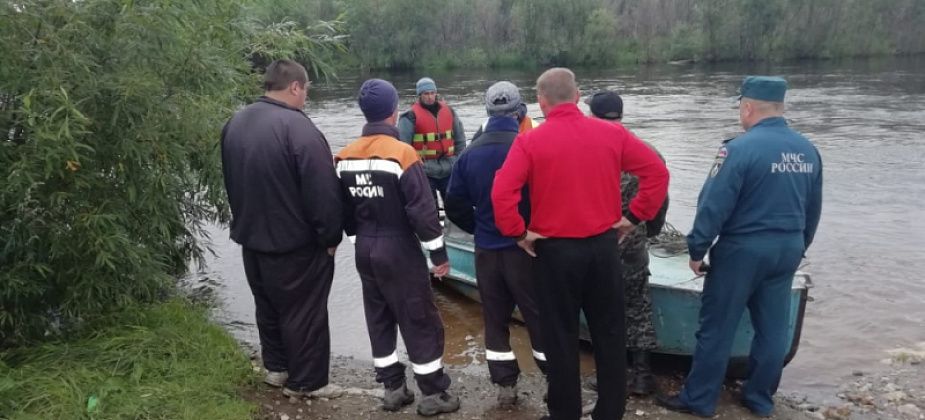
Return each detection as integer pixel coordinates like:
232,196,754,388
221,59,344,398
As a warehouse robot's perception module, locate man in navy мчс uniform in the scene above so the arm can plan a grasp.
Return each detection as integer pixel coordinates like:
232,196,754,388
336,79,460,417
658,76,823,418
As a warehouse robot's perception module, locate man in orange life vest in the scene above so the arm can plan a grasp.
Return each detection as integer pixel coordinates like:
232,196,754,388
398,77,467,205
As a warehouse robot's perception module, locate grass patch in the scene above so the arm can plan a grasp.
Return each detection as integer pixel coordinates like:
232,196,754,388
0,300,257,420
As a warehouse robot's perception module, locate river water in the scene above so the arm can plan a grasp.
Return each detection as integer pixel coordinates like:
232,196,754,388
198,57,925,401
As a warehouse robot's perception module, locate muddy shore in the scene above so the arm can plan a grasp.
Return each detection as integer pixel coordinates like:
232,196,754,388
242,343,925,420
244,356,803,420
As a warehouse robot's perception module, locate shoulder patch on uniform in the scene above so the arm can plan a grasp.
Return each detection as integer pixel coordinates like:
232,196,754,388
709,146,728,177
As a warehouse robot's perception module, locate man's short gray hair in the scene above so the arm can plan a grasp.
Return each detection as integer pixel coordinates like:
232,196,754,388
536,68,578,105
743,97,785,114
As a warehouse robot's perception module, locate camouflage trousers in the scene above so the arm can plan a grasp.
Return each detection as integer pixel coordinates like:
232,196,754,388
619,225,657,351
623,262,657,351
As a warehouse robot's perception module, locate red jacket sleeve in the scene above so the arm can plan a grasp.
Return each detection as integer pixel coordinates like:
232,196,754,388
620,130,670,224
491,134,529,237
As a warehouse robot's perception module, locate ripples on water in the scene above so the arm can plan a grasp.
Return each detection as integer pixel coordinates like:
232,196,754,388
201,57,925,399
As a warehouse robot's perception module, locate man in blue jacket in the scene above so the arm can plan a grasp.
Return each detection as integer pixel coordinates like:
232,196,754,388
658,76,823,418
445,81,547,408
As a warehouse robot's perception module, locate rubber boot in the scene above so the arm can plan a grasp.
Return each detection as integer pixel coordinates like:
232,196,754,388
629,351,657,396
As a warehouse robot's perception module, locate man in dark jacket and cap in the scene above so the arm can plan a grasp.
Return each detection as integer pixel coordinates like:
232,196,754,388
586,90,669,396
445,81,548,408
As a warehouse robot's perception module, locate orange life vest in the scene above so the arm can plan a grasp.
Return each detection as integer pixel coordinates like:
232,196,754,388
411,101,455,160
519,115,537,133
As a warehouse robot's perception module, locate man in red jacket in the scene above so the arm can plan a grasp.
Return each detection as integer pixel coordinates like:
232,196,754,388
491,68,669,420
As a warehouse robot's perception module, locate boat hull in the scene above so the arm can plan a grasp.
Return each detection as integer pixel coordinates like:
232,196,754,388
439,237,810,367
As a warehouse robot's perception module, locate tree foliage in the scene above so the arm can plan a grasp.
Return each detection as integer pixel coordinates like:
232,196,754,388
275,0,925,69
0,0,344,343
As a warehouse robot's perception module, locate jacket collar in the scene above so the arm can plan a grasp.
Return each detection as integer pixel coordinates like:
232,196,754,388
484,116,519,133
545,102,583,120
751,116,788,130
362,121,400,138
256,96,305,114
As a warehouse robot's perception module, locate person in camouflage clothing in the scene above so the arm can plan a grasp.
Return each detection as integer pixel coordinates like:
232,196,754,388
587,90,669,395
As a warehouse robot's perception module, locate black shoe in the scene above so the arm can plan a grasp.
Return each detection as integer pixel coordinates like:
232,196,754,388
740,400,774,418
655,394,712,418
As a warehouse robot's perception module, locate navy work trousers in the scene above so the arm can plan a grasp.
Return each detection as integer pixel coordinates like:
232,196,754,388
355,233,451,396
475,246,548,386
680,232,804,416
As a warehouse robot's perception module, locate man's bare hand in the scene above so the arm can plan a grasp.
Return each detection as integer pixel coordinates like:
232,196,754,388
327,246,337,256
431,262,450,278
689,259,706,276
612,217,636,243
517,230,547,257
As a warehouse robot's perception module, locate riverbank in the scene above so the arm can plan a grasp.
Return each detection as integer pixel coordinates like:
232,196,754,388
0,300,257,420
247,352,925,419
809,343,925,420
246,353,821,420
2,300,921,420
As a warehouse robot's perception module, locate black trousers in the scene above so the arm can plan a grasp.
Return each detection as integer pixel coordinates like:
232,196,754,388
475,246,548,386
242,244,334,391
427,176,449,204
355,234,451,396
535,230,626,420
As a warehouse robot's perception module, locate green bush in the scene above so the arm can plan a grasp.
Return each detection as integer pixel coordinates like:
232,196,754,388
0,0,344,344
0,0,249,343
666,24,701,61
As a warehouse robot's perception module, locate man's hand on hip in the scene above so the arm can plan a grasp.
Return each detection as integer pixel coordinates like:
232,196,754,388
517,230,547,257
612,216,636,243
